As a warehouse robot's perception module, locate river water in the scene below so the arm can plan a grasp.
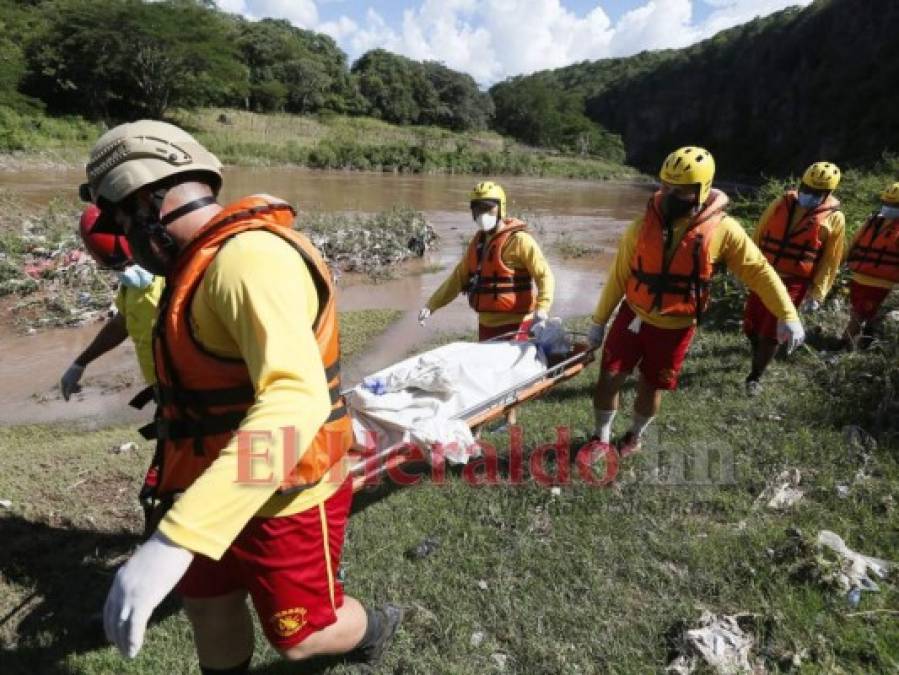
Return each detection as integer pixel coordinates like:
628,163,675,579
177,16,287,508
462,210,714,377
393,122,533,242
0,167,652,426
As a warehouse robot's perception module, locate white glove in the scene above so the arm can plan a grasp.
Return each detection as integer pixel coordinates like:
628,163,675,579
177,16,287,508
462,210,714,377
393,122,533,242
103,531,193,658
60,363,85,401
776,319,806,354
800,297,820,313
587,322,606,349
417,307,431,326
529,310,549,338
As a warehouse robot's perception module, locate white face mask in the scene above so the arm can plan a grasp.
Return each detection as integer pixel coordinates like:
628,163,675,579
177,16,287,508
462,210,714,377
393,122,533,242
118,265,155,289
476,212,499,232
880,205,899,220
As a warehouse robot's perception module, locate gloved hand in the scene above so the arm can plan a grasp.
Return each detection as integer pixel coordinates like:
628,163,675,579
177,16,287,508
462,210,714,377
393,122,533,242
529,310,549,338
800,297,820,313
60,363,85,401
587,322,606,350
776,319,806,354
103,531,193,658
417,307,431,326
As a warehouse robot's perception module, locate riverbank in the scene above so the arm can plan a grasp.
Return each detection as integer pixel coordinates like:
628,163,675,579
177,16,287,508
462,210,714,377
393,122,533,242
0,106,640,180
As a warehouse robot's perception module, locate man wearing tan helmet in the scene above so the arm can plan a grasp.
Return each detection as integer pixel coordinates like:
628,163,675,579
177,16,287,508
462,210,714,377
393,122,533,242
81,121,400,674
742,162,845,394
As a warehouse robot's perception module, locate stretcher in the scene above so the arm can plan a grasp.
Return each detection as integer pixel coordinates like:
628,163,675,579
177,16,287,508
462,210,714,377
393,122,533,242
346,331,596,492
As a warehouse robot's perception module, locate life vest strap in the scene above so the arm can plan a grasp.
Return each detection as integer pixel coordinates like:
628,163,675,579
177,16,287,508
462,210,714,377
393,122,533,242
138,411,248,442
760,233,823,263
848,246,899,268
129,386,157,410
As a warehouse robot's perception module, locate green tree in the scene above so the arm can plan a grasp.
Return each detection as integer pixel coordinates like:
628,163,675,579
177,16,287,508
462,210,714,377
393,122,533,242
22,0,247,120
233,18,361,114
421,61,493,131
352,50,432,125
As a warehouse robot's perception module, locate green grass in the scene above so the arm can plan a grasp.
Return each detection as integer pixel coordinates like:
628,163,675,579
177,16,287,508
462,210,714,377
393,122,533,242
2,302,897,673
553,232,605,259
0,105,638,179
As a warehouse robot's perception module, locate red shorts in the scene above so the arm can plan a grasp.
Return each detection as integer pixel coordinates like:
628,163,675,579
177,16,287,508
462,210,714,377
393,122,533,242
478,318,533,342
849,280,891,322
601,303,696,390
176,477,352,650
743,278,809,341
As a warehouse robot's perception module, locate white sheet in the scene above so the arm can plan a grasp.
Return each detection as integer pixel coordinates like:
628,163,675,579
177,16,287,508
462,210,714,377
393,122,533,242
348,341,547,463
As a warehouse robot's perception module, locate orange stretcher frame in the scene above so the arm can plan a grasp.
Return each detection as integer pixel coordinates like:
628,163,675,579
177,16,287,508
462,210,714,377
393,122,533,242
347,336,596,492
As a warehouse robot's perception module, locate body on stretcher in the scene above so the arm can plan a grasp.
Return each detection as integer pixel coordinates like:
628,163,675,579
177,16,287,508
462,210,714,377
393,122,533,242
344,327,596,492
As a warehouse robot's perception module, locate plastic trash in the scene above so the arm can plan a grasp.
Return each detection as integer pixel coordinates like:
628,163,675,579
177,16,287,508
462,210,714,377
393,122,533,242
847,586,862,608
404,536,440,560
361,376,387,396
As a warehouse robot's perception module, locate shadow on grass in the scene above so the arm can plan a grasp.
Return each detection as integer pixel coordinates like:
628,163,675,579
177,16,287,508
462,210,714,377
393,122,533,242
0,516,178,675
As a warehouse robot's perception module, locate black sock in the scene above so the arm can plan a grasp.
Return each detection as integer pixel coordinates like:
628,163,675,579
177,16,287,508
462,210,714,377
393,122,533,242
199,657,251,675
355,606,384,650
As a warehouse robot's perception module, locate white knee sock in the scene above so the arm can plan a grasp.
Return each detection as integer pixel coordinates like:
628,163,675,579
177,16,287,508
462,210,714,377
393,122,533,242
629,413,655,439
593,408,617,443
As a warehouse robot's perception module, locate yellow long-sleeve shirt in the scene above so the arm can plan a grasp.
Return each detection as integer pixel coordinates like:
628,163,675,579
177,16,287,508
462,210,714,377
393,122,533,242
157,230,343,560
426,226,555,327
752,196,846,301
845,223,897,290
113,276,164,385
593,214,799,329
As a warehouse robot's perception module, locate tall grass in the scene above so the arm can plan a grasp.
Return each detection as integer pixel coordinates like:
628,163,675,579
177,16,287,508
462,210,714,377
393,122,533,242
0,105,637,179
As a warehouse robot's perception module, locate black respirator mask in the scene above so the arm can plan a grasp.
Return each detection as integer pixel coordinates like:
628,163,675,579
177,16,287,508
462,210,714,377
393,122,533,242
661,192,698,222
124,190,216,276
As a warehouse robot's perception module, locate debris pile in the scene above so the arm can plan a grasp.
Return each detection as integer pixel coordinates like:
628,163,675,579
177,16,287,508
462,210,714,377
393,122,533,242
299,206,437,278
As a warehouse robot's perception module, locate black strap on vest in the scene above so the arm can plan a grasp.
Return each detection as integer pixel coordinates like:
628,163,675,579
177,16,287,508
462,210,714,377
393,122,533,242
129,386,157,410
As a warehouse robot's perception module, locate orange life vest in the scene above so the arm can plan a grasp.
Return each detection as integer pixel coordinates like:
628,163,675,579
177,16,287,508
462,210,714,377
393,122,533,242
758,191,840,279
464,218,536,314
847,214,899,283
626,189,729,320
145,195,352,499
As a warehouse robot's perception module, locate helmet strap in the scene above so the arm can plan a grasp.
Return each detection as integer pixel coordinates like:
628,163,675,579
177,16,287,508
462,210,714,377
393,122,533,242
160,195,217,227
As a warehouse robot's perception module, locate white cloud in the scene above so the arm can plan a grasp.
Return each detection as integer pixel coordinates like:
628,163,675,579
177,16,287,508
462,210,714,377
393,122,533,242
218,0,319,28
219,0,814,84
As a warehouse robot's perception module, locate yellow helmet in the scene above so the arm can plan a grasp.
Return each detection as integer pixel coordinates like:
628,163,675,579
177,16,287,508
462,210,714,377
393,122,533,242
470,181,506,217
801,162,841,192
659,146,716,204
881,182,899,205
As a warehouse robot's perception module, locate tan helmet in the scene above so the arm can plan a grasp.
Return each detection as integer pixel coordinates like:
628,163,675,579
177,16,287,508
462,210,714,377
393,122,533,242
84,120,222,206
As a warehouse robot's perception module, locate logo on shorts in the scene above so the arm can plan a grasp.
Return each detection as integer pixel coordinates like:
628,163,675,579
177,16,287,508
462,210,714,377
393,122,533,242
658,368,676,386
270,607,308,638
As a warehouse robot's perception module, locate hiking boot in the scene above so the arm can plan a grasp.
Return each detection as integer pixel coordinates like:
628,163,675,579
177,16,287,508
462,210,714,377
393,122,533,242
616,431,642,458
745,378,762,397
353,604,404,666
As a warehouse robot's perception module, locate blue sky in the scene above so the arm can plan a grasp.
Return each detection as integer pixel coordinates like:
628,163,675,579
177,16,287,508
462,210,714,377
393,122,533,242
217,1,812,85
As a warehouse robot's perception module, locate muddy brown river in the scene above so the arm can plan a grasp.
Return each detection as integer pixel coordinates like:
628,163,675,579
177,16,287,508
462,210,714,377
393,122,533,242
0,167,652,426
